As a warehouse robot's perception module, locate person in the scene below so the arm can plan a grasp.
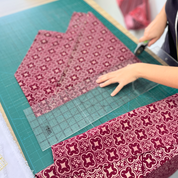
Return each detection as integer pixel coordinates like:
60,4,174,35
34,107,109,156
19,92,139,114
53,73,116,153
96,0,178,96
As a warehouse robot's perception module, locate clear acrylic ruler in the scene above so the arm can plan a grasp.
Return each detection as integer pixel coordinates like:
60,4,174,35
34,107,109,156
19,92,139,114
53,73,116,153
24,59,158,151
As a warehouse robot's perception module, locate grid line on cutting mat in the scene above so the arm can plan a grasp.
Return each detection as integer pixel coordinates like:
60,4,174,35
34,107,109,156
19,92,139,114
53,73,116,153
1,0,178,174
24,60,158,150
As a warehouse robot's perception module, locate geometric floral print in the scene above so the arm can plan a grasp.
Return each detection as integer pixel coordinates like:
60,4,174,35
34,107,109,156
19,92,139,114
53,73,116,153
35,94,178,178
15,12,86,117
15,12,140,117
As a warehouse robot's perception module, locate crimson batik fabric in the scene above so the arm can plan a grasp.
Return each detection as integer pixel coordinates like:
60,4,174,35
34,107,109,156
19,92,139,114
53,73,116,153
36,149,178,178
35,94,178,177
14,12,86,117
15,12,140,117
35,164,58,178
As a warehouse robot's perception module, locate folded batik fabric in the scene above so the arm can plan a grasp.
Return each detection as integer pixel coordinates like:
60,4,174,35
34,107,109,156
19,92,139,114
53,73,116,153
50,93,178,177
36,148,178,178
15,12,140,117
35,94,178,177
142,146,178,178
35,164,58,178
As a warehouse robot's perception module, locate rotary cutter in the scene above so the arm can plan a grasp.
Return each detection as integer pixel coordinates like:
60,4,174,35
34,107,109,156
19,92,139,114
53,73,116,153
134,40,149,56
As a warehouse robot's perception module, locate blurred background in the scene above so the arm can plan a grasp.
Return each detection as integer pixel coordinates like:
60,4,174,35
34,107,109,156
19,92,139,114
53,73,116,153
0,0,167,50
94,0,167,50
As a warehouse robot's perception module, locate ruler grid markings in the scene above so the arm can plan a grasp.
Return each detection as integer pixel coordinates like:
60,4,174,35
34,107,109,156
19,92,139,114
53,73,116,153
24,75,158,150
1,0,178,173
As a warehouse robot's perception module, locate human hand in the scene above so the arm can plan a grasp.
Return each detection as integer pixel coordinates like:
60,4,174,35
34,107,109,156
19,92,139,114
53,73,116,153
96,64,140,96
139,5,167,46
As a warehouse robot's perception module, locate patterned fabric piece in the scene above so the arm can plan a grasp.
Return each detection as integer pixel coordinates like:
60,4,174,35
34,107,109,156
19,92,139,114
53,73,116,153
51,94,178,177
56,12,140,93
81,155,144,178
14,12,87,117
15,12,140,117
143,145,178,178
35,164,58,178
35,155,144,178
31,11,140,116
35,149,178,178
73,146,178,178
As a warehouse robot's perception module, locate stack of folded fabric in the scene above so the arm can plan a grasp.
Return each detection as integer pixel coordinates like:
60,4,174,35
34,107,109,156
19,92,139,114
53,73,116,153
14,12,140,117
35,94,178,177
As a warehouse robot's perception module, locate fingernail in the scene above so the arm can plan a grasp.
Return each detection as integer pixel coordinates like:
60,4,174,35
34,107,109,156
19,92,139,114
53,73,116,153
111,93,114,97
96,79,99,83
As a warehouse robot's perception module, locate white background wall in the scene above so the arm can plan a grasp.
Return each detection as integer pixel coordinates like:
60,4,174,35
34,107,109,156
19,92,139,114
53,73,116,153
149,0,166,20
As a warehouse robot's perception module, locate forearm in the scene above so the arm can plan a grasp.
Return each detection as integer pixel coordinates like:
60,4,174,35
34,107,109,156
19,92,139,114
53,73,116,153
139,4,167,46
156,4,167,23
96,62,178,96
136,63,178,88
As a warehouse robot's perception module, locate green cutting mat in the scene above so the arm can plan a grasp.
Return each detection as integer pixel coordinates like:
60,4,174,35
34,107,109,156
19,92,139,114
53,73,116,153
0,0,177,174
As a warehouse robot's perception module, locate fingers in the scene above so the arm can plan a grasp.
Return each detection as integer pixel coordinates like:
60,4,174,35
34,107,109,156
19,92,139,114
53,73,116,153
96,73,112,84
99,79,113,87
147,38,158,46
139,34,159,47
139,36,158,47
111,84,124,97
96,77,105,84
139,35,149,43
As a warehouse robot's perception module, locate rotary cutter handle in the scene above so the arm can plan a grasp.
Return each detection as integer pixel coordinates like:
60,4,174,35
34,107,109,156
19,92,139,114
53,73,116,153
134,40,149,56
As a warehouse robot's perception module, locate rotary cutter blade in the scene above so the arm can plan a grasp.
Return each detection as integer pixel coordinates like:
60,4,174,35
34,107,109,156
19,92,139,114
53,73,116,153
134,40,149,56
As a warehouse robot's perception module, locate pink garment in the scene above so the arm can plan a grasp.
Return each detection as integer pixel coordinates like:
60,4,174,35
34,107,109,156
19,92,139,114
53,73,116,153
15,12,140,117
117,0,150,30
36,94,178,178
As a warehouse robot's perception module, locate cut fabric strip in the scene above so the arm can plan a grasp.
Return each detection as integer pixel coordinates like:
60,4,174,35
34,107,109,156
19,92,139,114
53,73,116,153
15,12,140,117
15,12,87,117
